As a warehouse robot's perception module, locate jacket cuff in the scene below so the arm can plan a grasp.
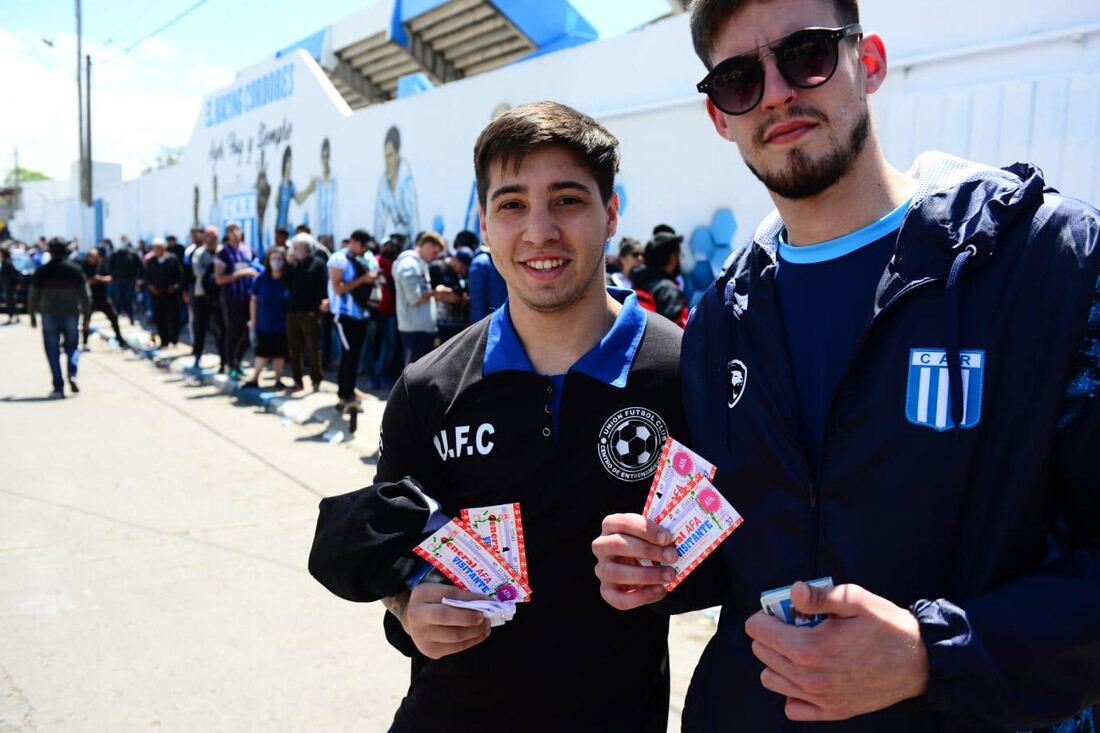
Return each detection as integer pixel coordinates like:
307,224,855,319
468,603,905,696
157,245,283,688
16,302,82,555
910,598,975,713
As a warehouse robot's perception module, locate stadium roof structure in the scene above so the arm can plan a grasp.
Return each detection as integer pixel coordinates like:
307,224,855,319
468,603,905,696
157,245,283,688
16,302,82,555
276,0,600,110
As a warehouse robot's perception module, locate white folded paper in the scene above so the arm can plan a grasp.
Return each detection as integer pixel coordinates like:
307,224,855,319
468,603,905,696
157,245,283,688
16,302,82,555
441,597,517,627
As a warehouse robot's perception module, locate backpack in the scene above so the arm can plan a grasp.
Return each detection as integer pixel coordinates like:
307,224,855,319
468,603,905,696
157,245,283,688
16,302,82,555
201,258,219,297
347,256,380,309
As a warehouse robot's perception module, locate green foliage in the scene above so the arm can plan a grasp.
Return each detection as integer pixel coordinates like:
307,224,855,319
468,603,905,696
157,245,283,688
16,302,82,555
3,167,50,184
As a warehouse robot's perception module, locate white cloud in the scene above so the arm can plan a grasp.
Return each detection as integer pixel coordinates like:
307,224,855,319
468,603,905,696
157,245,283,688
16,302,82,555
0,27,234,183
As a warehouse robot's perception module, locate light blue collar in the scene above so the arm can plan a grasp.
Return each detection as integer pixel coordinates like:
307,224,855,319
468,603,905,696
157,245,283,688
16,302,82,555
483,289,646,389
778,198,912,264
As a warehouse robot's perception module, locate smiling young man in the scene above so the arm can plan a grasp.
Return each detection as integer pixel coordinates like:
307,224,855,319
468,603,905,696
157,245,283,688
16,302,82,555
309,102,688,731
592,0,1100,731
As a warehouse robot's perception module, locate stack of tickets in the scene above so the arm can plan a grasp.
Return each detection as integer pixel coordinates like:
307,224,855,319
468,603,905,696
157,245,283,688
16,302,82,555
641,438,744,591
414,503,530,627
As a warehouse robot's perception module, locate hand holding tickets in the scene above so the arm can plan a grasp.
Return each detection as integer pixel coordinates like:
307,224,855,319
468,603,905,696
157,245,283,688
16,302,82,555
760,576,834,627
593,438,743,609
414,504,531,627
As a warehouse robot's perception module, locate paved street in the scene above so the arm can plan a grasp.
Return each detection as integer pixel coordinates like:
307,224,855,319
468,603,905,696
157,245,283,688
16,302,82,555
0,318,715,732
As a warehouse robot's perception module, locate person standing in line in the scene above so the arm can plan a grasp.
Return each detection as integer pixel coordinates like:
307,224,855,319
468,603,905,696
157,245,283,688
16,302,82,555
608,237,643,290
0,246,21,323
28,238,90,398
466,229,507,324
428,245,472,344
190,226,225,371
213,222,258,380
285,232,328,392
365,236,400,388
80,248,126,348
393,231,444,366
108,236,141,325
629,230,689,327
328,229,379,409
144,237,184,348
245,247,291,390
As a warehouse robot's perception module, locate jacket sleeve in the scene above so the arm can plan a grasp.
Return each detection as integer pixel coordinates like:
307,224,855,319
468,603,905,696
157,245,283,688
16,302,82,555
27,274,40,318
307,374,447,657
468,256,489,323
654,280,685,325
913,223,1100,729
78,279,91,318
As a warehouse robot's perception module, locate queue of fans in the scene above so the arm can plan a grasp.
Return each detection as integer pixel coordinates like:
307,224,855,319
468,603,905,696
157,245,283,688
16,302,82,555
5,221,689,403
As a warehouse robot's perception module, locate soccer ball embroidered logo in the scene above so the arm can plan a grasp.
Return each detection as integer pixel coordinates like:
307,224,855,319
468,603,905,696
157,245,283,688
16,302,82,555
598,407,669,481
728,359,748,408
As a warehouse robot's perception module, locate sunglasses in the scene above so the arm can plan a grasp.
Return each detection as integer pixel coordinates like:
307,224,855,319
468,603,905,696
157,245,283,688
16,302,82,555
697,24,862,116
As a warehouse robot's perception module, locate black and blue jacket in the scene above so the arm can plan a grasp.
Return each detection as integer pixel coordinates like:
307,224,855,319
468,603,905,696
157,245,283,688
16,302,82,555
680,152,1100,732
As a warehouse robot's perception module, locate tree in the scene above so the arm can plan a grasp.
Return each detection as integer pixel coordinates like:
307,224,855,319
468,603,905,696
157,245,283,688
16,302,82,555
142,146,184,174
3,167,50,185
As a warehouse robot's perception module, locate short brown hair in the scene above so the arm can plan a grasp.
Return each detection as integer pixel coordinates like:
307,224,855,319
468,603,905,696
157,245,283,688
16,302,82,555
690,0,860,69
416,231,446,250
473,101,619,208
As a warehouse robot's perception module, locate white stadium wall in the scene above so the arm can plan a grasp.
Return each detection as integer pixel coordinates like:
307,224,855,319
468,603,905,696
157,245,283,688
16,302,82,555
25,1,1100,274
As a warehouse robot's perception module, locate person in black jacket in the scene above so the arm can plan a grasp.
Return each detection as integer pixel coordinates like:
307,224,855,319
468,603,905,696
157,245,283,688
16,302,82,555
630,230,689,327
309,102,692,732
28,238,90,397
108,237,142,325
80,248,125,348
144,236,184,348
594,1,1100,731
285,232,328,391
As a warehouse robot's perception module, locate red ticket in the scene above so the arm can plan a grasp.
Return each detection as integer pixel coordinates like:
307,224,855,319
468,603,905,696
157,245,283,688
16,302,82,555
413,518,532,602
461,503,528,582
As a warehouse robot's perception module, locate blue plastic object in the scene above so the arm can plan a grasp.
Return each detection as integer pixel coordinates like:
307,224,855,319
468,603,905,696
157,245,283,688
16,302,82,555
710,208,737,246
432,214,445,236
397,73,436,98
690,226,716,261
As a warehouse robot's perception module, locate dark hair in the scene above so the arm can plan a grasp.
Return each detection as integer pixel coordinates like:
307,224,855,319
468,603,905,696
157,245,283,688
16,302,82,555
653,223,676,236
618,237,642,259
385,126,401,151
454,230,479,249
262,246,287,277
473,101,619,209
350,229,373,246
295,224,311,234
275,227,290,238
644,233,684,269
690,0,860,68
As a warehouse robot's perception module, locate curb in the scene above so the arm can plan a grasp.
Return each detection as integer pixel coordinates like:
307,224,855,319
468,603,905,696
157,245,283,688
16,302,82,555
91,324,379,448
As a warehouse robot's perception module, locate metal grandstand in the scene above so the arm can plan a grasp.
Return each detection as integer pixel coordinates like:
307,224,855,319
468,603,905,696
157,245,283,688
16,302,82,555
277,0,605,111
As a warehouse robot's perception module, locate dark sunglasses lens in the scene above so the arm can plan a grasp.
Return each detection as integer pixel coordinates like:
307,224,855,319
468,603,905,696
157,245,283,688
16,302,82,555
778,31,838,88
709,57,764,114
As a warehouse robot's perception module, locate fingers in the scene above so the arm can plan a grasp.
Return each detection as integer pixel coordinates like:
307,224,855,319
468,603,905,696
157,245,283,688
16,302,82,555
599,581,668,611
404,582,493,660
595,557,676,588
600,513,672,546
593,531,679,565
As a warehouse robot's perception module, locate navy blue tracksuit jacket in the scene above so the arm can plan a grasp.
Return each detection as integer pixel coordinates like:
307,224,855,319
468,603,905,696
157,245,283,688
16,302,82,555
680,152,1100,731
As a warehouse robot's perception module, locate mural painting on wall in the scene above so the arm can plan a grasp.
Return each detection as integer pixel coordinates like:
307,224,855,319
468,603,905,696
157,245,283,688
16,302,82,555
255,149,271,252
275,145,318,239
192,186,200,230
314,137,338,241
464,102,512,236
374,125,419,243
209,174,223,231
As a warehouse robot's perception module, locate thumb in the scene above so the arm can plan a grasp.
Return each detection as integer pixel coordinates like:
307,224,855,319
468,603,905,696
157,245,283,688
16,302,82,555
789,581,864,619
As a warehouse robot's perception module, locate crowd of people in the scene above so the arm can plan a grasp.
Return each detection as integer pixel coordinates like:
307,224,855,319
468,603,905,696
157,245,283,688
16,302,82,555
4,219,691,404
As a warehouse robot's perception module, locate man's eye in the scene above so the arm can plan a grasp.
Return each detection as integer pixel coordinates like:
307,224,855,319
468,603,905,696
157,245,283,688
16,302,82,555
498,200,523,210
557,196,583,206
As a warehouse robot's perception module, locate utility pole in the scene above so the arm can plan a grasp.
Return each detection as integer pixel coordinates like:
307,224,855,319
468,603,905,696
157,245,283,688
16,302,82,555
76,0,87,205
85,54,93,206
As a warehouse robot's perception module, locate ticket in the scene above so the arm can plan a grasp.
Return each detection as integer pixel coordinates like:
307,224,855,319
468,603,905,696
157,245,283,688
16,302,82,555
760,576,835,627
461,503,528,582
413,519,532,603
442,597,517,628
644,438,718,521
653,475,743,591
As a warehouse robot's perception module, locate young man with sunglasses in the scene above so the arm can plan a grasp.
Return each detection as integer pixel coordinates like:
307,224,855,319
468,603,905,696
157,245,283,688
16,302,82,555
593,0,1100,730
309,102,688,731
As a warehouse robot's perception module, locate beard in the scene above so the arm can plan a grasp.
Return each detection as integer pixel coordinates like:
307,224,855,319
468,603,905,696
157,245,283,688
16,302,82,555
744,105,871,200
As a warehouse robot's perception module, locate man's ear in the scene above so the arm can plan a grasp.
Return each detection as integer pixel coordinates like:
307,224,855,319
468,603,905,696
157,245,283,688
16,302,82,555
705,97,738,143
478,204,488,247
859,33,888,95
606,192,620,240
